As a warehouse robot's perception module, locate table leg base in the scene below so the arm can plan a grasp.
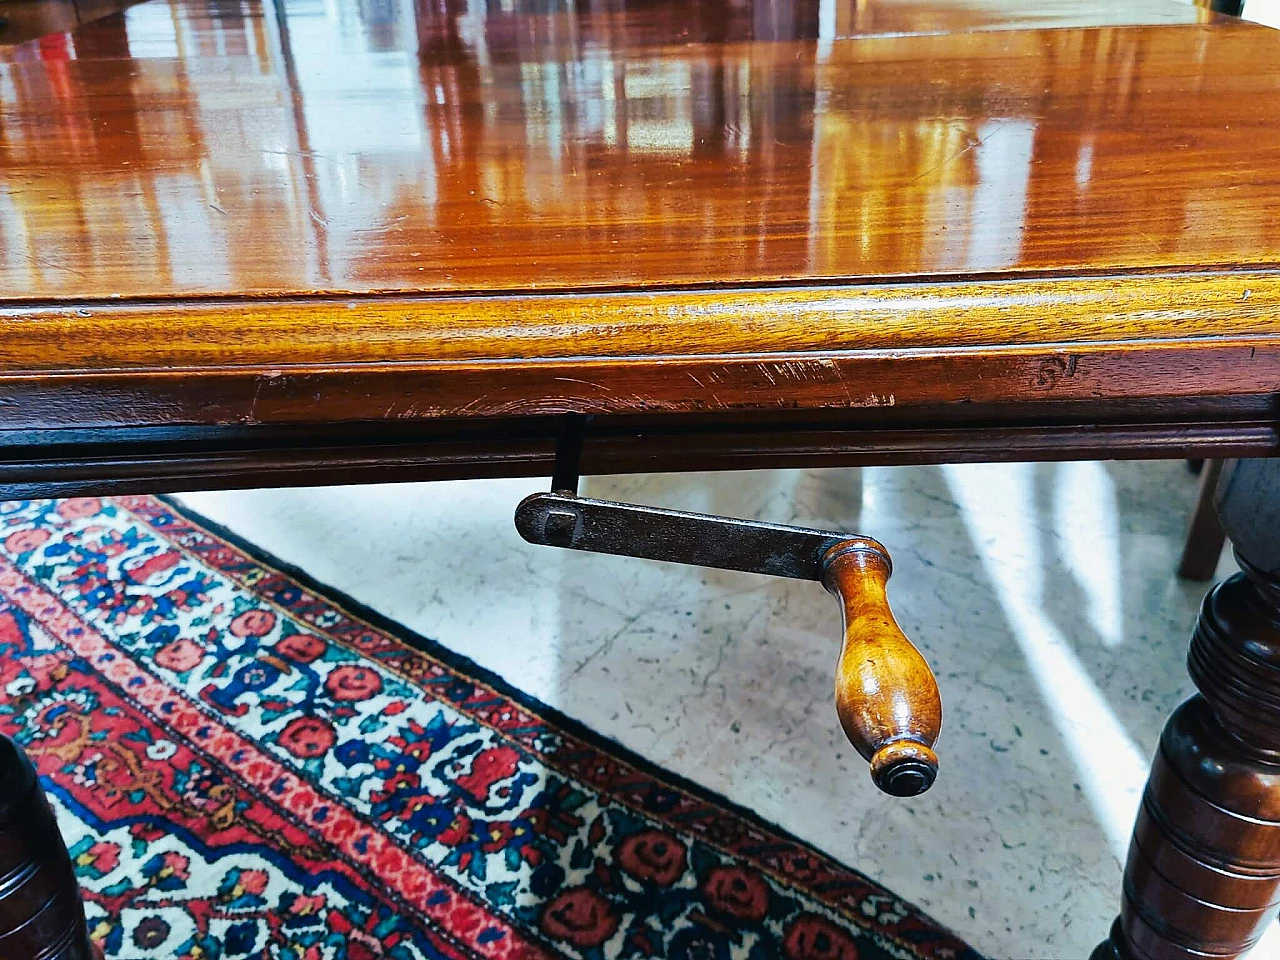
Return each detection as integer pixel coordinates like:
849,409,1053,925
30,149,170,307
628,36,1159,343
1091,920,1134,960
1096,563,1280,960
0,733,95,960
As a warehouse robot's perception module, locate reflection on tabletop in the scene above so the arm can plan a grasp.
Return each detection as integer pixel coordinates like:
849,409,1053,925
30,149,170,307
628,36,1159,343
0,0,1277,301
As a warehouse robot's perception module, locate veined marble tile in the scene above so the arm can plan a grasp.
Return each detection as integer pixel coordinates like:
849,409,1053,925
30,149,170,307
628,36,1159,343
179,461,1268,959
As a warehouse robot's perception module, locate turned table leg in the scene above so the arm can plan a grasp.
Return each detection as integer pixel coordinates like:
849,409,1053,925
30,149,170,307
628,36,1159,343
0,733,95,959
1095,458,1280,960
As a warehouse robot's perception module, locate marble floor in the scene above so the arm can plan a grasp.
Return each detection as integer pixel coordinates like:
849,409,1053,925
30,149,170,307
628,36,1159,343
178,460,1274,960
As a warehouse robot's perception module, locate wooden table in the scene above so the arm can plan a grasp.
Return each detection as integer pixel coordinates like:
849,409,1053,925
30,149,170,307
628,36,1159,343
3,0,1280,957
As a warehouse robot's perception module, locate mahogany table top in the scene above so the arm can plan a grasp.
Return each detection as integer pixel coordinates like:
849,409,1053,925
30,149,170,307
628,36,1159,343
0,0,1278,445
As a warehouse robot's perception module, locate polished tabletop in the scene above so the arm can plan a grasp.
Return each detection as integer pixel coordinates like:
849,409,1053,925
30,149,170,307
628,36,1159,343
2,0,1276,300
1,0,1280,428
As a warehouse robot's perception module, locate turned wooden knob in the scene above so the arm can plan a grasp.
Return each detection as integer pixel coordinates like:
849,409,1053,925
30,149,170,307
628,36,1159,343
821,540,942,797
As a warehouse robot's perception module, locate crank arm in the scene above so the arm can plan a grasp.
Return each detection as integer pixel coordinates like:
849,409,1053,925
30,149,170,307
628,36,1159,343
514,488,943,797
515,491,870,581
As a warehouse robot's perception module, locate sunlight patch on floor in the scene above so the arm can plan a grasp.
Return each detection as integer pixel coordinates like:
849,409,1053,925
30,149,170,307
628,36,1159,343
943,463,1146,858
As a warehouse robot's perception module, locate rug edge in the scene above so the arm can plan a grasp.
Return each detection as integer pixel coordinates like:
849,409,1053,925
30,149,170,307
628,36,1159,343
153,492,986,960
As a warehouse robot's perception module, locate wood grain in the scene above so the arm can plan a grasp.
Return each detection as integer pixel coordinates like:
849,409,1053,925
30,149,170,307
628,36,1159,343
2,0,1258,299
823,541,942,797
0,0,1275,457
0,0,1279,431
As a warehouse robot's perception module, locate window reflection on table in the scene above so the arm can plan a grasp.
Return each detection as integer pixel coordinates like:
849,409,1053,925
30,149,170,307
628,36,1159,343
0,0,1275,302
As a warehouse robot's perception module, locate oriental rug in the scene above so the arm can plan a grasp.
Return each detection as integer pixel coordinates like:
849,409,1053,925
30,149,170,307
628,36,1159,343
0,495,982,960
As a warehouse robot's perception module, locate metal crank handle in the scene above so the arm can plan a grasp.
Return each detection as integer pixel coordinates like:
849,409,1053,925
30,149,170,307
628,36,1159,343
516,491,943,797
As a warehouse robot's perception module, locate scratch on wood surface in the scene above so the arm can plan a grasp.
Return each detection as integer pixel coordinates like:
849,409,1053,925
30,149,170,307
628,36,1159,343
554,377,614,393
818,357,854,404
246,378,263,424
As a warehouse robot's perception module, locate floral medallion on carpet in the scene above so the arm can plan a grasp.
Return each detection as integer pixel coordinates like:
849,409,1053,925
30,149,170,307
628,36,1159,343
0,495,982,960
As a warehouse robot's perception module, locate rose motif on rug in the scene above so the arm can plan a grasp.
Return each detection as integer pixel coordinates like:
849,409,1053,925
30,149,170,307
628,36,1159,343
0,496,983,960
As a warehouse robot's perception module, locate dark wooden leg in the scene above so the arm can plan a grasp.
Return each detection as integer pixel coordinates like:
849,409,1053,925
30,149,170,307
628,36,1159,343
1178,459,1226,581
0,734,96,959
1096,458,1280,960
